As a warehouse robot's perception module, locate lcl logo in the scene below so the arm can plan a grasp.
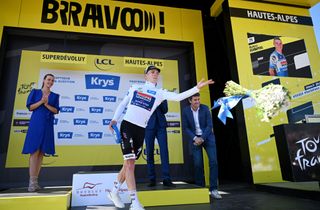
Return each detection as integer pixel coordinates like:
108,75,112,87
41,0,166,34
95,58,114,71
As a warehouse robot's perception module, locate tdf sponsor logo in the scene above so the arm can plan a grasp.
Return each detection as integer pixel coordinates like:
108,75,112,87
73,118,88,125
14,129,28,133
95,58,114,71
59,119,70,124
85,74,120,90
58,132,73,138
103,96,116,102
167,121,180,127
41,0,166,33
76,107,86,112
14,110,31,118
13,119,30,126
88,132,103,139
104,108,114,113
74,133,84,138
76,182,102,191
102,119,112,125
89,120,99,125
89,107,104,113
60,106,75,113
75,95,89,101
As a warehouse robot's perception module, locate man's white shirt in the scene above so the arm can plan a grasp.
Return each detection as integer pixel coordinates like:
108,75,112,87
191,106,203,135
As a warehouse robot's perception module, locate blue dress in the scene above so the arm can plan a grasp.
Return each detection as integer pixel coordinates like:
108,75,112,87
22,89,60,155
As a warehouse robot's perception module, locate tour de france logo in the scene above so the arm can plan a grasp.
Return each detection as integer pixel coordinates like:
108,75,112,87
18,82,36,94
294,136,320,171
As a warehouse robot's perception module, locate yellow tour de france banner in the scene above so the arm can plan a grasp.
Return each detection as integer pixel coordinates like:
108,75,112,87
228,0,320,183
6,50,183,167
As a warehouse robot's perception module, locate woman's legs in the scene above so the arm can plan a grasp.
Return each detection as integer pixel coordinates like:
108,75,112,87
28,150,44,192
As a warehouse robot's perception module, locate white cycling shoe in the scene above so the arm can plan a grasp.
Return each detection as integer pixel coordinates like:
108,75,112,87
107,191,125,208
129,203,145,210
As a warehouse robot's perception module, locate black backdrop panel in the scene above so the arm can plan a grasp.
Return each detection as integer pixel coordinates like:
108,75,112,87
273,123,320,181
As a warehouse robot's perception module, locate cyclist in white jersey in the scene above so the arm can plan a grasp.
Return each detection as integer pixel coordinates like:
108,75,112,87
107,65,214,210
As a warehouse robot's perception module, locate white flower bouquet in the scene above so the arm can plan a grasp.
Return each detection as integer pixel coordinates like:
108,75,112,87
223,81,291,122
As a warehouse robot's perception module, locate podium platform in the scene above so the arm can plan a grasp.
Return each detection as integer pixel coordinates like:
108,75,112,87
0,182,209,210
0,187,71,210
134,182,209,206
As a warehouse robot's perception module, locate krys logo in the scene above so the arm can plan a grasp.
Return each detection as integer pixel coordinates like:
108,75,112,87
89,107,103,113
95,58,115,71
88,132,103,139
75,95,89,101
85,74,120,90
58,132,73,139
103,96,116,102
74,118,88,125
102,119,112,125
41,0,166,33
60,106,75,113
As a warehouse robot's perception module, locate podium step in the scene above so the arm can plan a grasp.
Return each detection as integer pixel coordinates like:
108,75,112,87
0,187,71,210
138,182,209,206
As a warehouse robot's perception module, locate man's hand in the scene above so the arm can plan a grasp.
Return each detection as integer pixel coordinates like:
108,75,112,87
193,137,204,146
197,78,214,89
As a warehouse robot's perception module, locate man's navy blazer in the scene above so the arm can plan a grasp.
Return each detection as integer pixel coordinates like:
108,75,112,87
146,100,168,129
182,104,214,142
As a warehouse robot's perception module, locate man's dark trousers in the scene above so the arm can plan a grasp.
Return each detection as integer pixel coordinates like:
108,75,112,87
145,100,170,182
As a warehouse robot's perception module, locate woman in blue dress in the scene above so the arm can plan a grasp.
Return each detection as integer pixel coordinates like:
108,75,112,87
22,74,60,192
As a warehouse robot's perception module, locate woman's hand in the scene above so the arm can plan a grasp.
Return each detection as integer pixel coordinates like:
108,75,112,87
197,78,214,89
41,95,48,104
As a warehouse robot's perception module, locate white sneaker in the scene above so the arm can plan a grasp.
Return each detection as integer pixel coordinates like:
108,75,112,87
211,190,222,199
107,191,125,208
129,203,145,210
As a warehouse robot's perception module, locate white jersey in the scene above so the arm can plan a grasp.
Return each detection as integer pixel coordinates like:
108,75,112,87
112,81,199,128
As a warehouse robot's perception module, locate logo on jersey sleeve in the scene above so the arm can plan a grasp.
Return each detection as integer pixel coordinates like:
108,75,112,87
147,90,156,95
130,91,155,111
270,54,278,64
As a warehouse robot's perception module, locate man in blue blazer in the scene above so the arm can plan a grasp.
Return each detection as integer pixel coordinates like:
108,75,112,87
182,93,221,199
145,100,175,187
